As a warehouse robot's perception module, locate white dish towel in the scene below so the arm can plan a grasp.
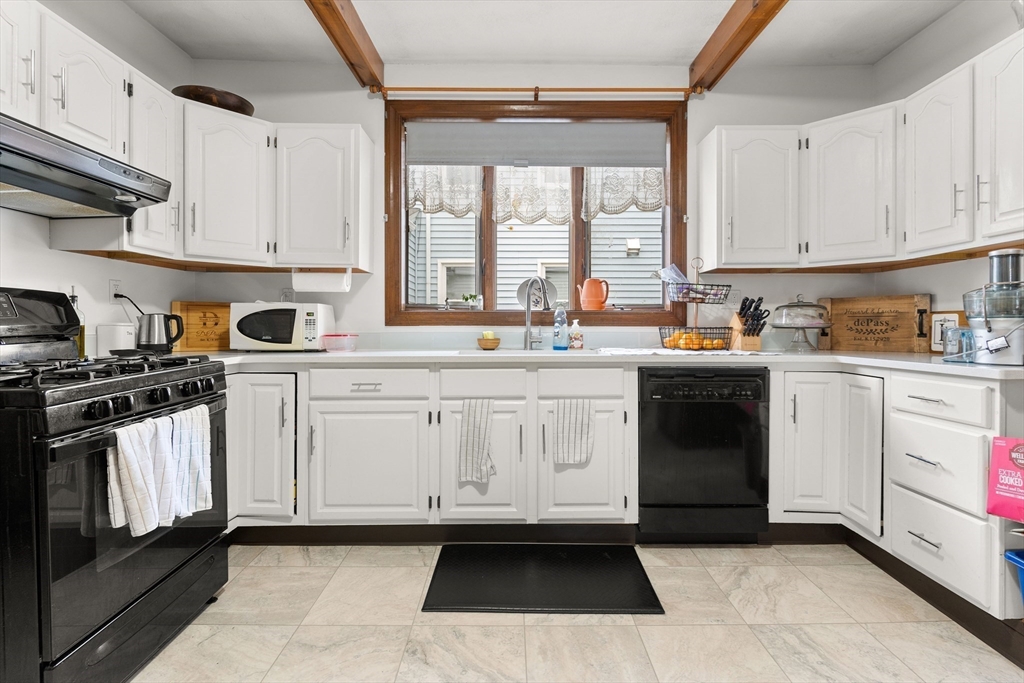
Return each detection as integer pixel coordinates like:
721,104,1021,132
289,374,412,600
171,404,213,515
108,419,160,536
553,399,596,465
151,416,177,526
458,398,496,483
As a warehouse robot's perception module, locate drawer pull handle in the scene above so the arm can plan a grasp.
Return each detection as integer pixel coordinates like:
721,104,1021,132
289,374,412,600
905,453,940,468
908,530,942,551
907,395,943,405
1010,529,1024,537
351,382,382,392
542,423,546,460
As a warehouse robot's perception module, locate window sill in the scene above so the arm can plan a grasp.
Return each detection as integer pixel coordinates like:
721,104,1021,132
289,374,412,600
386,306,685,327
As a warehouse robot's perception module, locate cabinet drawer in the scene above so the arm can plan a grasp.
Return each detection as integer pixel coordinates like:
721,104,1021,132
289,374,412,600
891,484,991,608
891,373,992,428
308,368,430,399
440,369,527,399
890,414,988,517
537,368,623,398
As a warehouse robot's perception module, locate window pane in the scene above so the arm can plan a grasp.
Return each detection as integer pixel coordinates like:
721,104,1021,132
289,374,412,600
406,208,479,306
588,206,664,306
496,220,570,309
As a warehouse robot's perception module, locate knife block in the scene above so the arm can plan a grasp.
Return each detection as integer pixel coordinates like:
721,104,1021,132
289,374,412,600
729,313,762,351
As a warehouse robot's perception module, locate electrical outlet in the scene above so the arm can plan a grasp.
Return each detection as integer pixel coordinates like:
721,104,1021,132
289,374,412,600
281,287,296,303
109,279,122,305
725,288,743,305
931,314,960,352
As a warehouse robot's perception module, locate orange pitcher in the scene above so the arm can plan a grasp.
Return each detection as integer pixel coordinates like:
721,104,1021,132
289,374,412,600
577,278,610,310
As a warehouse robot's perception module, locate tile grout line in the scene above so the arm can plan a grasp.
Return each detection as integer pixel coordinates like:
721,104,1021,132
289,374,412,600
852,621,930,683
631,620,662,682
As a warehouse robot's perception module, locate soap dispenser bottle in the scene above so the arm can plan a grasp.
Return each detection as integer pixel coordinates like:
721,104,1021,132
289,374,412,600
569,319,583,350
553,303,569,350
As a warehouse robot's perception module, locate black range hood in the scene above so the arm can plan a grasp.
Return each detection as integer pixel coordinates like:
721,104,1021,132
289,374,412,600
0,113,170,218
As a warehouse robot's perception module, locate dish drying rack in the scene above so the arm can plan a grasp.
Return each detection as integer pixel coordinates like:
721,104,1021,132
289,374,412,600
660,258,734,350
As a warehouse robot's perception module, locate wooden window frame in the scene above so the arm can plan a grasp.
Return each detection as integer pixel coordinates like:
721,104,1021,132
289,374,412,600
385,99,687,326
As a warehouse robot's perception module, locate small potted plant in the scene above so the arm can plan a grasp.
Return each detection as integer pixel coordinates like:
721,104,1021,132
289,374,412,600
462,294,482,310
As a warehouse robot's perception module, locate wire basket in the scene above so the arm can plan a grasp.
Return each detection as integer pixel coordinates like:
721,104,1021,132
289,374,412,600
659,327,733,350
666,282,732,304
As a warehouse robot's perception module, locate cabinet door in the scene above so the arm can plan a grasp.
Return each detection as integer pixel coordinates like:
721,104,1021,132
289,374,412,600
184,102,272,263
128,71,177,255
227,374,295,518
805,106,897,263
0,0,39,124
783,373,841,513
839,374,883,536
536,399,626,522
308,401,431,523
975,32,1024,238
41,14,126,160
905,65,974,253
275,126,355,266
721,128,800,265
438,400,528,522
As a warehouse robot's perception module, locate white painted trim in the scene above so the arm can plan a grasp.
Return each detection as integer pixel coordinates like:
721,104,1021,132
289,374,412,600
436,258,476,304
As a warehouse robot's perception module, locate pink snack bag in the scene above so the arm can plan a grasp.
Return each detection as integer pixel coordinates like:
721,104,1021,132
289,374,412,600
988,437,1024,524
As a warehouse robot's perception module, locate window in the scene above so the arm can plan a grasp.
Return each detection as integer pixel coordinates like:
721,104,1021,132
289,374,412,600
385,101,687,326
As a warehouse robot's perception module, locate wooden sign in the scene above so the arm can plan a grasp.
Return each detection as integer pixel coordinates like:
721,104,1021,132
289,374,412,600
818,294,931,353
170,301,232,352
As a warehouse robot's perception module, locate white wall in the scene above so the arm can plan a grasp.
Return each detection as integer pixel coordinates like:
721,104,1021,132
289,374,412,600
38,0,192,89
0,209,197,354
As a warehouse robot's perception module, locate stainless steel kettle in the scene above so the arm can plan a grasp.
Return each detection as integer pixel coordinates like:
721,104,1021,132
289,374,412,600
136,313,184,354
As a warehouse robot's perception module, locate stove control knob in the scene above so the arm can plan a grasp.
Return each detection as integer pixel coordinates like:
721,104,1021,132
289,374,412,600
85,399,114,420
114,394,136,414
151,387,172,404
201,377,216,393
181,380,202,397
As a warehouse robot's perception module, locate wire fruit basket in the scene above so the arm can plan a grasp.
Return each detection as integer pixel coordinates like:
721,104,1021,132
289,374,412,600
667,282,732,304
660,326,733,350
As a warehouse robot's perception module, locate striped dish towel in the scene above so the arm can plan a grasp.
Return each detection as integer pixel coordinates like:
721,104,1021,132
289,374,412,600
171,404,213,516
109,419,160,536
553,399,596,465
458,398,497,483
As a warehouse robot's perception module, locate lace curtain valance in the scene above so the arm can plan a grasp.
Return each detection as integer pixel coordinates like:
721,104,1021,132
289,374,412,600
407,165,664,223
406,166,482,217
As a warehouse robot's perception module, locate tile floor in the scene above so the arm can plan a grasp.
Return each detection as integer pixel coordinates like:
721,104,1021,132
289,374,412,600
132,544,1023,683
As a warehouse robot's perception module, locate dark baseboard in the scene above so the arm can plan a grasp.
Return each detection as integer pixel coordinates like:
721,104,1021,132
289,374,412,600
227,524,638,545
761,523,847,544
845,529,1024,670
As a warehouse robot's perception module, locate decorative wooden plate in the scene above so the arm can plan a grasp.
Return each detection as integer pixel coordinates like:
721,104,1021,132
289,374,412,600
172,85,255,117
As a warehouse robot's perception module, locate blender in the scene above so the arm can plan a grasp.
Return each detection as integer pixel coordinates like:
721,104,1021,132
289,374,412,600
961,249,1024,365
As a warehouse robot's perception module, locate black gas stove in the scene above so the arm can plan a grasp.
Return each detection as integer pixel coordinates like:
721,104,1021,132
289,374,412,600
0,288,228,683
0,353,226,435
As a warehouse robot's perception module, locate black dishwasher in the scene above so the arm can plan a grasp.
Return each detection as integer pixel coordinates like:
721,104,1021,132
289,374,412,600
638,368,769,543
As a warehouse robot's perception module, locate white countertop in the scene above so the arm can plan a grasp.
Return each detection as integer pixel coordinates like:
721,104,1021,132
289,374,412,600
204,348,1024,381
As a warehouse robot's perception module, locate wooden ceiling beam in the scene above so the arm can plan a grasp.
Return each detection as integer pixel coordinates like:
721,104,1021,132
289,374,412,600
690,0,788,92
305,0,384,89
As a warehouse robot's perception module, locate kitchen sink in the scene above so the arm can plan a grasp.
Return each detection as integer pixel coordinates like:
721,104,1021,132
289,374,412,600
456,349,599,355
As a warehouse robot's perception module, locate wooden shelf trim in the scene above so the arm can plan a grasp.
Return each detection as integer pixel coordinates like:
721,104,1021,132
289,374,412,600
690,0,789,92
65,250,369,274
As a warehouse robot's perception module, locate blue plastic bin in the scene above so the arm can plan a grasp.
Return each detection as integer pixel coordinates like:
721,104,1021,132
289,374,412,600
1006,550,1024,608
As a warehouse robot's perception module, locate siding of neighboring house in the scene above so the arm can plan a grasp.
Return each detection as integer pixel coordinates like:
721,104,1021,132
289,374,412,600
408,207,663,308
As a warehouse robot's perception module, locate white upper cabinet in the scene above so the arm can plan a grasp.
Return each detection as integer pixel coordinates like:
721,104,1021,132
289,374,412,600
128,71,178,256
41,13,127,160
905,65,974,253
184,101,273,264
838,373,883,537
804,105,897,263
0,0,39,125
783,372,841,513
698,127,801,268
975,31,1024,238
274,124,373,269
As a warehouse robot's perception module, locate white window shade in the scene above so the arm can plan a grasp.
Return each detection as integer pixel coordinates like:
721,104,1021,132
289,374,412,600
405,122,667,167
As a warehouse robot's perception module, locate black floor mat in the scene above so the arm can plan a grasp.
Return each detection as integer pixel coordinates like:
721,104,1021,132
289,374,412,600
422,544,664,614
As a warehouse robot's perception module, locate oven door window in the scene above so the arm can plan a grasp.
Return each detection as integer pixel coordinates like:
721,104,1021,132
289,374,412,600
41,409,227,660
236,310,297,344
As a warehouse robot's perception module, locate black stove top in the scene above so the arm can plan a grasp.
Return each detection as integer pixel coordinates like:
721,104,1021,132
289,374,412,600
0,354,209,389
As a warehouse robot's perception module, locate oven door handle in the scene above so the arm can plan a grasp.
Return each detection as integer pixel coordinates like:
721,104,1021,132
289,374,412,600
40,395,226,467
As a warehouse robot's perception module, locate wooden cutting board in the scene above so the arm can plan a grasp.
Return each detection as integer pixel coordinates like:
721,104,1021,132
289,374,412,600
170,301,231,352
818,294,931,353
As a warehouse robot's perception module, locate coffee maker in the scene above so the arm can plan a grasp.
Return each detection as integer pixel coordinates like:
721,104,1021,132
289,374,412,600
962,248,1024,366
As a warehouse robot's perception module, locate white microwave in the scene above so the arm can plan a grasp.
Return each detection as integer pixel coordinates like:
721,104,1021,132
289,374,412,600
229,303,335,351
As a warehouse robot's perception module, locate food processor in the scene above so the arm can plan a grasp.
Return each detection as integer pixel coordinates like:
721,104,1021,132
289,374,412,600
961,248,1024,365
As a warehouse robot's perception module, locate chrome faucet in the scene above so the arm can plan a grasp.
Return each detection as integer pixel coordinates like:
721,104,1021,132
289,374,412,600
523,276,550,350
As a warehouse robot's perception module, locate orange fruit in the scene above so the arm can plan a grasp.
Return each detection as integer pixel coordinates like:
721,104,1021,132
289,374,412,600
702,339,715,350
712,339,725,349
688,339,702,350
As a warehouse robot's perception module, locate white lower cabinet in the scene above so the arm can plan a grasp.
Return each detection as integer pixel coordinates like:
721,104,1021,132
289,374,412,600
838,374,883,536
226,373,295,520
782,373,841,513
308,400,431,523
438,400,528,522
536,399,627,522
